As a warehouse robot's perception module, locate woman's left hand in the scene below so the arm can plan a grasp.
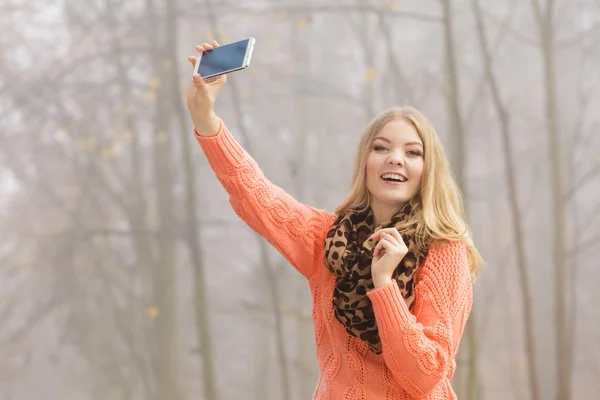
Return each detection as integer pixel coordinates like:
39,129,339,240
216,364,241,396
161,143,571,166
368,228,409,288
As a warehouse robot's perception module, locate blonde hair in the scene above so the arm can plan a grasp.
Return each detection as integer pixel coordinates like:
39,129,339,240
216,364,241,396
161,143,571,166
335,107,483,277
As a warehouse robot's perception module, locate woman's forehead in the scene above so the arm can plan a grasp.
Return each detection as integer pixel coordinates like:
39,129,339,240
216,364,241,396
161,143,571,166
375,119,422,145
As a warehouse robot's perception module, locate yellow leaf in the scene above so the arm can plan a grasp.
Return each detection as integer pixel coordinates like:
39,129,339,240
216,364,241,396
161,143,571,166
122,130,133,143
389,0,400,11
300,309,311,319
443,83,452,95
145,89,157,101
269,37,280,50
146,306,160,319
275,10,287,20
122,104,133,116
365,67,377,83
296,19,310,29
101,145,118,159
83,138,97,151
149,76,160,89
156,132,168,143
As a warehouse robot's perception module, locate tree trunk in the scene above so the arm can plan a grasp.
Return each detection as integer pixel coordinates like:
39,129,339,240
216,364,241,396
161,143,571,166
441,1,478,398
471,1,541,399
163,0,220,398
103,0,154,396
530,0,569,398
376,10,415,106
201,1,292,398
147,0,180,398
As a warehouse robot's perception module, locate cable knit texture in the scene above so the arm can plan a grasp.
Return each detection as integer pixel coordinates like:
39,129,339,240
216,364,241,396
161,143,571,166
195,121,473,400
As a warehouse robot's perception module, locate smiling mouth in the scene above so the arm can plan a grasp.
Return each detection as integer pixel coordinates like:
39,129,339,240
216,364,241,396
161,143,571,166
380,173,407,183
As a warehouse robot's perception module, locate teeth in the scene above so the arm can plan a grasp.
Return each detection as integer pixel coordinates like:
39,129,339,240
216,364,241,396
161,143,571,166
381,173,407,182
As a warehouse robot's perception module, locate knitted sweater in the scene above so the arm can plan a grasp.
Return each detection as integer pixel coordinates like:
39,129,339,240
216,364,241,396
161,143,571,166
195,120,473,400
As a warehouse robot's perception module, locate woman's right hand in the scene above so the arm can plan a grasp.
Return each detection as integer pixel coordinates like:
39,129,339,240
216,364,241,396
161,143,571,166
187,41,227,135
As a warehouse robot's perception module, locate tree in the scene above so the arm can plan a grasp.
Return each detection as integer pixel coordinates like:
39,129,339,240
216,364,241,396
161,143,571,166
471,1,541,399
530,0,570,398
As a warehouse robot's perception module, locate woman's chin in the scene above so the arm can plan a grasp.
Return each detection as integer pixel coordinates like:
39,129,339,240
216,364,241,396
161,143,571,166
372,194,410,207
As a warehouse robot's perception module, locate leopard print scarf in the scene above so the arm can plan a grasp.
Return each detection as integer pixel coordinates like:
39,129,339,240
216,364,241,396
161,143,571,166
323,203,428,354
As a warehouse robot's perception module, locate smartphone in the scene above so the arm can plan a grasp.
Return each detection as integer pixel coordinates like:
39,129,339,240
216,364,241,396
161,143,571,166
193,37,255,79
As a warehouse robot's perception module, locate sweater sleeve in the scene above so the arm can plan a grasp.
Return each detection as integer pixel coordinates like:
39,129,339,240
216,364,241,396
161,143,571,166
366,240,473,398
194,120,334,279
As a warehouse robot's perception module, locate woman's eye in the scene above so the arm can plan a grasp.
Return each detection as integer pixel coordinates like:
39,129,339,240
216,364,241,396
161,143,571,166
407,150,422,157
373,145,387,151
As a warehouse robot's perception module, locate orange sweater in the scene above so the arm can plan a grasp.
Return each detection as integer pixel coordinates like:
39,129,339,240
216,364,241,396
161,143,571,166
195,121,473,400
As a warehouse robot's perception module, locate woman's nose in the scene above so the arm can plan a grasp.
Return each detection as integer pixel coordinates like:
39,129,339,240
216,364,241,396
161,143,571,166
387,153,404,166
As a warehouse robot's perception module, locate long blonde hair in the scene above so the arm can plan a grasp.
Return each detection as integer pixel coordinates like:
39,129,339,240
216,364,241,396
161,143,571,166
335,107,483,277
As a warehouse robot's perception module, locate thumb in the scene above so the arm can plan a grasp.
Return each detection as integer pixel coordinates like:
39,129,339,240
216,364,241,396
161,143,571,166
192,73,208,93
217,74,227,88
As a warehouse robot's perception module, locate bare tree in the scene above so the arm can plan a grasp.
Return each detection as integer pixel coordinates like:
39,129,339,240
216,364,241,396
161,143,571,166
165,0,221,398
530,0,570,398
440,1,480,398
471,1,541,399
146,0,181,397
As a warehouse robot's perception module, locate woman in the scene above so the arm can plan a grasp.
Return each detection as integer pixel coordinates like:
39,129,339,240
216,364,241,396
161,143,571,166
187,42,483,400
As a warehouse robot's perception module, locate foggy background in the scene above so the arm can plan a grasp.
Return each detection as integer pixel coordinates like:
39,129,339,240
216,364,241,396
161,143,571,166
1,0,599,399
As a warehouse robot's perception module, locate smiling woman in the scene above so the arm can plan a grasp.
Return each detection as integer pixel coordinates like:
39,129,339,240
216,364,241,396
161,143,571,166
187,42,483,399
365,118,425,226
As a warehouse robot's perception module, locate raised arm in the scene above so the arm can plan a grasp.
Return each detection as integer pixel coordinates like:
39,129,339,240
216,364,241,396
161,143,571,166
366,240,473,398
186,42,333,278
195,120,333,278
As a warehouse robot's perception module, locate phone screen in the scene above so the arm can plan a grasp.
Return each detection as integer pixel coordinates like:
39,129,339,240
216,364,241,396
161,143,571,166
198,39,250,77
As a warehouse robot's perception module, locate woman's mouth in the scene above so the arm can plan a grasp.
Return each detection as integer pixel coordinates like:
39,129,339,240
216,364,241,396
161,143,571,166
380,172,407,185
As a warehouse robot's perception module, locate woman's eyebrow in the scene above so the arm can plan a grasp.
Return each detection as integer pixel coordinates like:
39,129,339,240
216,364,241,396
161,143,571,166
374,136,423,148
374,136,391,143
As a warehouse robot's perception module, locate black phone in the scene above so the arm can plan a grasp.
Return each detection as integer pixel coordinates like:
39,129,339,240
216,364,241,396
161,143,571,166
193,37,255,79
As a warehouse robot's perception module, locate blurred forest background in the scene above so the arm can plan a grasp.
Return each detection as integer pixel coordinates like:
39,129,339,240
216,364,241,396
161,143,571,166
1,0,599,399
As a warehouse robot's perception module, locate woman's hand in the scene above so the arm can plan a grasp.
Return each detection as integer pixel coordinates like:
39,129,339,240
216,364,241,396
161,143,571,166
186,41,227,135
368,228,409,288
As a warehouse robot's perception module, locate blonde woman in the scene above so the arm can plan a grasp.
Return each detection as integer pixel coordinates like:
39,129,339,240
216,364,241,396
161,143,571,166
187,42,482,400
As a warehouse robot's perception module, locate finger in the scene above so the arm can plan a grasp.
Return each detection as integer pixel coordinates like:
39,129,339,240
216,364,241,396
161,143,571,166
367,231,381,243
374,248,382,259
377,228,402,242
378,238,398,254
383,233,401,248
374,238,392,256
373,241,383,258
188,56,197,66
386,228,403,244
195,43,213,53
373,240,388,260
210,73,227,87
192,72,208,91
212,40,219,47
204,74,221,84
369,230,389,244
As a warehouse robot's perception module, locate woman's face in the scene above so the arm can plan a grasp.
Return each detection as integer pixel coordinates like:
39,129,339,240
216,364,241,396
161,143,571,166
365,118,424,214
